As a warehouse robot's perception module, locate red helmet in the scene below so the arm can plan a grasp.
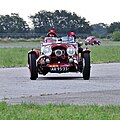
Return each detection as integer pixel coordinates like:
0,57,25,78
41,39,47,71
49,29,56,34
47,29,57,37
69,31,76,39
69,31,75,36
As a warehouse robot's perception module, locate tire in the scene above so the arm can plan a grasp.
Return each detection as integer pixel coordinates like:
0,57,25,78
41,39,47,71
29,53,38,80
98,41,101,45
83,53,90,80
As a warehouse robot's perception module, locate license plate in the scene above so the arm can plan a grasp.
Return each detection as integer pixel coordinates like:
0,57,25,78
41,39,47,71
50,67,68,71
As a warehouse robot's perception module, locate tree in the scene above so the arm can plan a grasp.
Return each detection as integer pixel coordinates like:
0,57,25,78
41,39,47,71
91,23,108,38
112,31,120,41
107,22,120,33
30,10,92,34
0,13,30,33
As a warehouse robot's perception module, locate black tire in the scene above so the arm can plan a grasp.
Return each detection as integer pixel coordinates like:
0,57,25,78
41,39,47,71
29,53,38,80
98,41,101,45
83,53,90,80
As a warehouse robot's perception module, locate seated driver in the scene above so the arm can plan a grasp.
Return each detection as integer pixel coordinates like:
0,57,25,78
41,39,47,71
47,29,57,37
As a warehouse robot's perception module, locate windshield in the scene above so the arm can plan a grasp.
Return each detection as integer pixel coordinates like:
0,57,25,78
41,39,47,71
43,36,76,45
61,36,76,43
44,37,57,43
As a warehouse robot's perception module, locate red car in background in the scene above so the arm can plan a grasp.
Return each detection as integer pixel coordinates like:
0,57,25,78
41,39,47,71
85,36,101,46
28,36,91,80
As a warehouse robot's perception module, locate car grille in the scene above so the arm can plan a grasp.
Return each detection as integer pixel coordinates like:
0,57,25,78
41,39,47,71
50,47,68,63
55,49,65,57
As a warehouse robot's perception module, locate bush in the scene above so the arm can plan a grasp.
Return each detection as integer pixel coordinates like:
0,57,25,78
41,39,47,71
112,31,120,41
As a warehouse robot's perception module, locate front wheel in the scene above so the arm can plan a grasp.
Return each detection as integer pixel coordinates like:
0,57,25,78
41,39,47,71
98,41,101,45
83,53,90,80
29,53,38,80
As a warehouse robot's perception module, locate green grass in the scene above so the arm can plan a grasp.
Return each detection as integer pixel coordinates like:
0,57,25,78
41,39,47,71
0,48,29,67
0,46,120,67
89,46,120,63
0,44,120,119
0,41,40,44
0,102,120,120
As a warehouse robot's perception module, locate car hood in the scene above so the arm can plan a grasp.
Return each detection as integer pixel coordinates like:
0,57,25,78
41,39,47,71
51,43,76,49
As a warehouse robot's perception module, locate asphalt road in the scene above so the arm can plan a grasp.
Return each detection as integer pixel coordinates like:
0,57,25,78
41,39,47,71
0,43,120,48
0,63,120,105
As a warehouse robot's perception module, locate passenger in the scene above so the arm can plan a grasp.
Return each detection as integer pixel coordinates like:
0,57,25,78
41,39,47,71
69,31,83,53
69,31,76,39
69,31,83,72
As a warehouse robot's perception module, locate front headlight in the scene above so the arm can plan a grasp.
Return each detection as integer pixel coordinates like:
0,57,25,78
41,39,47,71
67,46,75,56
41,46,52,56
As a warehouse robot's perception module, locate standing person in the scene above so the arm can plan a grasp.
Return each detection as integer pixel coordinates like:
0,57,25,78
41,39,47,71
47,29,57,37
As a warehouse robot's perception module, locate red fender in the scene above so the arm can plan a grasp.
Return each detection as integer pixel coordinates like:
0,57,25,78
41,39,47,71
28,49,39,59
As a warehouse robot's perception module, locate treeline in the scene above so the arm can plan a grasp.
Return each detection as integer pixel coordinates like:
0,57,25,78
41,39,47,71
0,10,120,38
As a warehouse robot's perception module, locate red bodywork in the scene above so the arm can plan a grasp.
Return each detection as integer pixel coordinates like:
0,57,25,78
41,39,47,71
37,37,79,74
28,36,91,80
85,36,101,45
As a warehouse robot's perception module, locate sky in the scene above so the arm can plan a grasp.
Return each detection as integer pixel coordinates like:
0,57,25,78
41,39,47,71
0,0,120,26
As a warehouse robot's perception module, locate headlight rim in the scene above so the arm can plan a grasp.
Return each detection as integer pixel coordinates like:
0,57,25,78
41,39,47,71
42,46,52,56
67,46,76,56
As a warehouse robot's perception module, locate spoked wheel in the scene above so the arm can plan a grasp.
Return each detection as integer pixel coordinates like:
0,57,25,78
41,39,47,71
29,53,38,80
83,53,90,80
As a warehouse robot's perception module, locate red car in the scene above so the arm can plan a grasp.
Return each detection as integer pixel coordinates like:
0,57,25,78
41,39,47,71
85,36,101,45
28,36,91,80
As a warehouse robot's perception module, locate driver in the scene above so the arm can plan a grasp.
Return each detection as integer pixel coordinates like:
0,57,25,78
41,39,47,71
47,29,57,37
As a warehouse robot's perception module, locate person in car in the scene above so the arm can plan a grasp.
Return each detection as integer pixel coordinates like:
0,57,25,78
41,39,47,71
47,29,57,37
69,31,83,53
69,31,77,39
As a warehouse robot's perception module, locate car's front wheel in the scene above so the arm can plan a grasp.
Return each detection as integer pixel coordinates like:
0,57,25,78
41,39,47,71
83,53,90,80
98,41,101,45
29,53,38,80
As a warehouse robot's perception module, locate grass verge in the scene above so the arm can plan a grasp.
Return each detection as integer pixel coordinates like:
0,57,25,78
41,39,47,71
0,48,29,67
0,102,120,120
90,46,120,63
0,46,120,67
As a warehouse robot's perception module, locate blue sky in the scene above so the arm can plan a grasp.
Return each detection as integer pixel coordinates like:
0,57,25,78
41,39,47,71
0,0,120,25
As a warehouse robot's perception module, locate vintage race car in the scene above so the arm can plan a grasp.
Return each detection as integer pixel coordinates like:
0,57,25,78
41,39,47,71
85,36,101,46
28,36,91,80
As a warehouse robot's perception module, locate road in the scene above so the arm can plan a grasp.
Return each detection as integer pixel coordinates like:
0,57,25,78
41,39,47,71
0,43,120,48
0,63,120,105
